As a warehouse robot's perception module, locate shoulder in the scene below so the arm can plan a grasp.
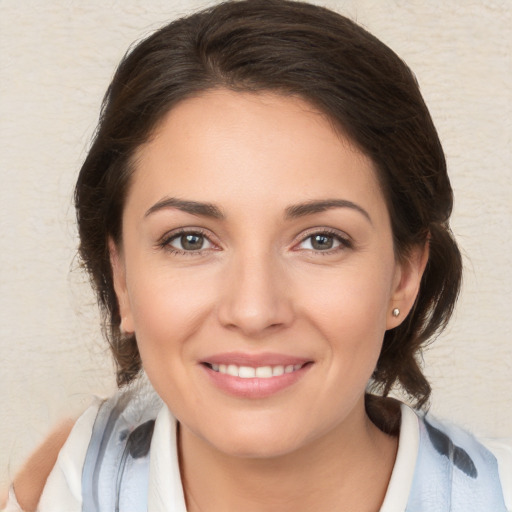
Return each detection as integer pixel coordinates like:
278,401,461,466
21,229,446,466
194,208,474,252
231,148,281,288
38,378,162,512
4,381,164,512
4,395,104,512
408,411,510,511
6,418,76,512
478,437,512,512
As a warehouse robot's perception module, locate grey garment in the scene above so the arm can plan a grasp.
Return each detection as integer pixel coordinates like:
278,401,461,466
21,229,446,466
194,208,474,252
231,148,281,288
81,384,507,512
406,413,508,511
82,382,162,512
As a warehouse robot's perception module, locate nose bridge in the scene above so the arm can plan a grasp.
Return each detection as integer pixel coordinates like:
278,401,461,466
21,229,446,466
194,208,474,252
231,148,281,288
217,245,293,336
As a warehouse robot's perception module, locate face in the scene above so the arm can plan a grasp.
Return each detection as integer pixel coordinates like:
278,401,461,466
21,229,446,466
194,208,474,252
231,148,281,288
111,89,424,458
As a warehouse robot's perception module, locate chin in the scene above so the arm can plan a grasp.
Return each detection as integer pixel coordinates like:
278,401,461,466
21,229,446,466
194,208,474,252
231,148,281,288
191,413,317,460
214,432,304,459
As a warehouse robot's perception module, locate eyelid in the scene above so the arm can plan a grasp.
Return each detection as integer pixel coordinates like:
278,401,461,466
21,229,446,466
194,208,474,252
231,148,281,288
156,226,352,255
157,227,220,254
292,227,353,252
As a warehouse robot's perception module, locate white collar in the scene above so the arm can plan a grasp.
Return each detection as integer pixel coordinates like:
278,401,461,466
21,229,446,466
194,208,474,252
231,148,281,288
148,405,188,512
379,403,420,512
148,403,420,512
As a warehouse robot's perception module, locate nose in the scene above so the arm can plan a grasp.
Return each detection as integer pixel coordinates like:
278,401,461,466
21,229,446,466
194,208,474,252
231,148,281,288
217,250,295,338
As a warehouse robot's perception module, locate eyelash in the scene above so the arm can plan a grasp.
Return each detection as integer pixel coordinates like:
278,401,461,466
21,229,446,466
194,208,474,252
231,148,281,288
158,228,217,256
294,228,353,255
157,228,353,256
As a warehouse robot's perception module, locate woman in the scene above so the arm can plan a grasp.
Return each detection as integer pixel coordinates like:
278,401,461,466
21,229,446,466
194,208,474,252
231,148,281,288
3,1,509,510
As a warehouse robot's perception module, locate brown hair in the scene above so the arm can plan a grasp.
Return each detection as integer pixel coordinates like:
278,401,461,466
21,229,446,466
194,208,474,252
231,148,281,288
75,0,462,408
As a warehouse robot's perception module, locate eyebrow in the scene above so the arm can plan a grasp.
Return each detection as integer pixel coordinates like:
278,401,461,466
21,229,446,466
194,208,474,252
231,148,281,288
145,196,371,224
285,199,372,224
145,197,225,219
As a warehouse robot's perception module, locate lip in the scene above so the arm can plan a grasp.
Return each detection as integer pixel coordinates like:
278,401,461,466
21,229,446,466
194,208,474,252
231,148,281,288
202,351,311,367
200,352,313,399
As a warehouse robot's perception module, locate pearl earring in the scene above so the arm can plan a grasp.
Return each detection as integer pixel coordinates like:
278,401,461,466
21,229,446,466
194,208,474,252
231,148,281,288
392,308,400,317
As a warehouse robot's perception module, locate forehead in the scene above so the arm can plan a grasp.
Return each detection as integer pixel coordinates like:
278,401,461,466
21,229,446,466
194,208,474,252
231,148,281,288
129,89,385,217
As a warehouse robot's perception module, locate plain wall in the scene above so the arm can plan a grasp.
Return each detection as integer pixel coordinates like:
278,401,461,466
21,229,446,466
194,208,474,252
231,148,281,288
1,0,511,487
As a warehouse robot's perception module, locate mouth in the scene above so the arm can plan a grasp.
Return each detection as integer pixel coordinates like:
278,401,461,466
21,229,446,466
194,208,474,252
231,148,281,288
203,362,306,379
200,355,313,398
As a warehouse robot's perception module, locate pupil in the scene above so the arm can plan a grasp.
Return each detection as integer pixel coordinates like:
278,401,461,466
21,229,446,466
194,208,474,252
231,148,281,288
312,234,333,250
182,234,203,250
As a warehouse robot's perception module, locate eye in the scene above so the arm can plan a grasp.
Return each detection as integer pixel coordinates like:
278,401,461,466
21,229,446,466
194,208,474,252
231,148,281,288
162,230,214,253
297,231,351,252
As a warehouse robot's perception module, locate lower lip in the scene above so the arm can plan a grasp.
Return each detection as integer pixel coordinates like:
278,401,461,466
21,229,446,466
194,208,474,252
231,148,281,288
201,364,312,399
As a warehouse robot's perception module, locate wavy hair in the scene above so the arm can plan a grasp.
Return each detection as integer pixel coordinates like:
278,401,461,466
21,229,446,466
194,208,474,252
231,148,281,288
75,0,462,408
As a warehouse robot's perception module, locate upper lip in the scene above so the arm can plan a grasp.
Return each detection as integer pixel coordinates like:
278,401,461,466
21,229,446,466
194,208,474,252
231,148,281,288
201,352,312,367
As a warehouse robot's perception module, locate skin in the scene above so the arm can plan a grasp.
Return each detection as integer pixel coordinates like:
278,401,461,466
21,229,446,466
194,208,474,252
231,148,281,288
111,89,428,511
4,419,75,511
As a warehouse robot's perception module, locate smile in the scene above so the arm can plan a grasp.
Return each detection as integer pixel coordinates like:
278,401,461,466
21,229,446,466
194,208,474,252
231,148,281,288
207,363,304,379
201,356,312,398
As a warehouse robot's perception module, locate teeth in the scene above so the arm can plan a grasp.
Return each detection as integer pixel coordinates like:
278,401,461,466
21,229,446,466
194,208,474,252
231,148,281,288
255,366,272,378
239,366,256,378
272,365,284,376
209,363,304,378
227,364,238,377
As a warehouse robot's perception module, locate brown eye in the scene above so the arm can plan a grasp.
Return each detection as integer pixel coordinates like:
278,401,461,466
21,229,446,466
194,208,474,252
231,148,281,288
167,232,213,252
311,234,334,250
297,231,351,252
181,234,204,250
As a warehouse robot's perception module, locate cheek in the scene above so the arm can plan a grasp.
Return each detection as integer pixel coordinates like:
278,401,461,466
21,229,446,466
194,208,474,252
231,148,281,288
297,259,395,382
125,264,217,365
300,262,394,336
127,270,214,410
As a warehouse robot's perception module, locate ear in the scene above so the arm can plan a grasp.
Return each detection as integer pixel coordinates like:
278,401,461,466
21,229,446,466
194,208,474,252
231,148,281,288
109,238,135,334
387,241,429,329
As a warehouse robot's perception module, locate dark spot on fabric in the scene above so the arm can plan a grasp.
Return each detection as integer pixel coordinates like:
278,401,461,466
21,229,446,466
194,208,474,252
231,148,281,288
127,419,156,459
424,418,478,479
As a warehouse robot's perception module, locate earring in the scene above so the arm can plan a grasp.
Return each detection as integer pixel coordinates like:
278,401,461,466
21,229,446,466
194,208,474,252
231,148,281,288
392,308,400,317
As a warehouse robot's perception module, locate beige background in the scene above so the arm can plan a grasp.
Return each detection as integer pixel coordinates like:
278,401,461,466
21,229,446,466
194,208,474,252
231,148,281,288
1,0,511,487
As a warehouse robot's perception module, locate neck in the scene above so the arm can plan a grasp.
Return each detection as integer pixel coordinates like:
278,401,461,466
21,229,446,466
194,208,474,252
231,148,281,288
178,399,398,512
